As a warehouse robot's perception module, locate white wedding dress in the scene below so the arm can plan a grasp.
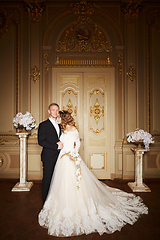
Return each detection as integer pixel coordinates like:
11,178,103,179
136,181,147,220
38,129,148,237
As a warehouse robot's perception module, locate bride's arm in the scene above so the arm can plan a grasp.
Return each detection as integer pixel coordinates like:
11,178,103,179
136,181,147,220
73,129,81,152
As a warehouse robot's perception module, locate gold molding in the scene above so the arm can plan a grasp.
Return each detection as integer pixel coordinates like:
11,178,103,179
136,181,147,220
24,0,46,23
121,0,143,23
90,98,104,124
148,9,160,32
62,89,78,117
90,89,104,134
44,5,122,46
30,65,40,83
118,54,122,77
69,1,100,15
89,153,105,170
55,15,108,53
44,54,49,73
0,157,3,167
126,63,136,83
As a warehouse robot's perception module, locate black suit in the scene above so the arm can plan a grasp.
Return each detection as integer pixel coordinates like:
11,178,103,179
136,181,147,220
38,119,61,203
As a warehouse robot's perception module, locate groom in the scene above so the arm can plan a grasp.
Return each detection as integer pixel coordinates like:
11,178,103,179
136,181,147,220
38,103,63,203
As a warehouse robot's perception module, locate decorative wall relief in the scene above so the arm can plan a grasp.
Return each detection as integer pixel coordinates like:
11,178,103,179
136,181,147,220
90,89,104,134
0,157,3,167
62,89,78,117
89,153,105,170
55,15,108,53
0,8,18,38
121,0,143,23
69,1,100,16
30,65,40,83
127,63,136,83
88,76,106,87
24,0,46,23
60,75,79,87
118,54,122,77
44,54,49,73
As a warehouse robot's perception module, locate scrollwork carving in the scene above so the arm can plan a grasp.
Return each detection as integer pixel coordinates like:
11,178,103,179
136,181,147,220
121,0,143,23
69,1,100,15
24,0,46,23
30,65,40,83
127,63,136,83
148,9,160,32
0,8,18,38
0,157,3,167
55,16,108,53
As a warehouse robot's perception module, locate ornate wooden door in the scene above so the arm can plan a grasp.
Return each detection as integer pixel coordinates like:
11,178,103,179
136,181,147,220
52,67,115,179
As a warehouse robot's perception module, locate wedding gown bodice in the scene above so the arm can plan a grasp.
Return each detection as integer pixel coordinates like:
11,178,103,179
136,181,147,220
38,129,148,237
59,129,80,155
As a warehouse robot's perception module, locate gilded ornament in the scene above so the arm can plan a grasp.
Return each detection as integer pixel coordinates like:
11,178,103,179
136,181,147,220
24,0,46,22
62,89,78,117
148,10,160,32
0,157,3,167
44,54,49,72
30,65,40,83
0,9,18,38
55,16,108,53
69,1,100,15
90,99,104,124
121,0,143,23
0,139,8,145
127,63,136,83
118,54,122,77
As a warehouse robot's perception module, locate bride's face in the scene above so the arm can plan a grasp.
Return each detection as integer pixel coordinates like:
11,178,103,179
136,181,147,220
57,116,61,124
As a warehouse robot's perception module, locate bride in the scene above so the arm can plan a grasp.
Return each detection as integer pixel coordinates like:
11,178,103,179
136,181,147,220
38,110,148,237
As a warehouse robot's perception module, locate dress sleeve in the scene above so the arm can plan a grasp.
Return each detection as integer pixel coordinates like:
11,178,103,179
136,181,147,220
73,129,81,153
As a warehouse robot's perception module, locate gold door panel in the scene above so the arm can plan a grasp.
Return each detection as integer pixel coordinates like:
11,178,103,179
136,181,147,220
52,67,115,179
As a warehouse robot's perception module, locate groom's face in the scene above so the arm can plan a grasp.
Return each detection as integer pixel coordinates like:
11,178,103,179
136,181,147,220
48,105,59,120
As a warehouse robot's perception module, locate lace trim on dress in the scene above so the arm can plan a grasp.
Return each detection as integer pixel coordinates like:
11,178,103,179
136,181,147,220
38,196,148,237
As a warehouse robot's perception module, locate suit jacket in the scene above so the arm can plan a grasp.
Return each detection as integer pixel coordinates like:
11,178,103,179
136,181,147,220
38,119,61,163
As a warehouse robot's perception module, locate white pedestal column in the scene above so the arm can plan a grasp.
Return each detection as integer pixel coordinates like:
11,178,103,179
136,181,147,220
128,146,151,192
12,133,33,191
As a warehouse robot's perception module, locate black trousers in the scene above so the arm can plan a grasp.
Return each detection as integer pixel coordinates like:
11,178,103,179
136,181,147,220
42,158,57,204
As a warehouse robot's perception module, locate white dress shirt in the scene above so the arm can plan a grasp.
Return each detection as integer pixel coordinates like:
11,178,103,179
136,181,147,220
49,117,60,137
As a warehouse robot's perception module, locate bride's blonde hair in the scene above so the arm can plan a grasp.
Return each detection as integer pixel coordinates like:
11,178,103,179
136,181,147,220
59,110,75,133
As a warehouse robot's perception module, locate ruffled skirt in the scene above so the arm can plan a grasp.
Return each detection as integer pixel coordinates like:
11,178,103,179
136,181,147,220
38,154,148,237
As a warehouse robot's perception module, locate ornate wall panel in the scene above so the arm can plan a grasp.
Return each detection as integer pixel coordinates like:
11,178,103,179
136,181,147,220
89,89,104,134
0,24,17,132
89,153,106,170
148,10,160,137
62,89,78,118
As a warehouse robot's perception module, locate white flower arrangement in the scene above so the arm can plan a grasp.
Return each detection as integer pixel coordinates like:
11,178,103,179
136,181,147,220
126,128,154,151
61,151,82,189
13,111,38,131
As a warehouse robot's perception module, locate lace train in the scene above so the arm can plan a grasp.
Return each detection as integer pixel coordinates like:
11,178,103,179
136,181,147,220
38,130,148,237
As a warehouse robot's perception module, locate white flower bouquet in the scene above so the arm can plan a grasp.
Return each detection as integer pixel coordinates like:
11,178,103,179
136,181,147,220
61,151,82,189
126,128,154,151
13,111,38,131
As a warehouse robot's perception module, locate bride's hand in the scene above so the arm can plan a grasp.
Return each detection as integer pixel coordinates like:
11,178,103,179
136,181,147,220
57,141,64,149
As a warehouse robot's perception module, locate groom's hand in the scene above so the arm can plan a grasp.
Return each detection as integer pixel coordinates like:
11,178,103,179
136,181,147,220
57,141,63,149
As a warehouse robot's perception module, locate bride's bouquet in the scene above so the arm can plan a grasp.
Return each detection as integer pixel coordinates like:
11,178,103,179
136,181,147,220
13,111,38,131
126,128,154,151
61,151,82,189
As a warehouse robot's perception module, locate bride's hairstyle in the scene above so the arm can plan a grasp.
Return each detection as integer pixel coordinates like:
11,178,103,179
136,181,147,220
59,110,75,132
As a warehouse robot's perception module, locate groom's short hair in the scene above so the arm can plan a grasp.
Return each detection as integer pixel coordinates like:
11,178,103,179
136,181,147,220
48,103,59,110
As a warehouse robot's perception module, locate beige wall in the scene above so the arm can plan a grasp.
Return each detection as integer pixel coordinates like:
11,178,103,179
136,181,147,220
0,0,160,180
